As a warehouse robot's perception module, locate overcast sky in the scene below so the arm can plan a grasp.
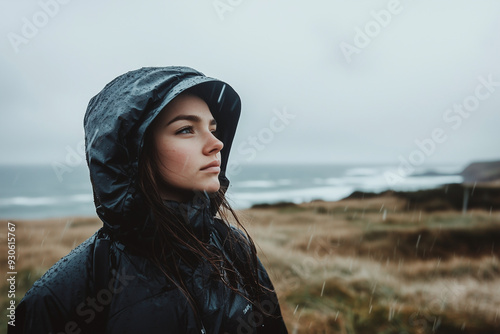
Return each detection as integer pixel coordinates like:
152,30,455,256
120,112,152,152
1,0,499,168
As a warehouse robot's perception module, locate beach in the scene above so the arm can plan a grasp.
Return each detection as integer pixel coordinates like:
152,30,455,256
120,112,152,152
2,189,499,333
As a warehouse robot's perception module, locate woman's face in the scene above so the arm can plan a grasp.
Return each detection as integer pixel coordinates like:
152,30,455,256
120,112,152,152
151,94,223,202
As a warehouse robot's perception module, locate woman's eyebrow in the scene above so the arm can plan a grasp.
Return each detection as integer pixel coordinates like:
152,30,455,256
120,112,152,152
167,115,217,126
167,114,199,125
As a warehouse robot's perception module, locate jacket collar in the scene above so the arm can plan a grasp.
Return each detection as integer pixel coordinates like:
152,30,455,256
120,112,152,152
163,191,215,244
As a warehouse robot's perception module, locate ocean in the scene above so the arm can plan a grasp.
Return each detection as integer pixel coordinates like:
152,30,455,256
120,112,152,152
0,163,464,219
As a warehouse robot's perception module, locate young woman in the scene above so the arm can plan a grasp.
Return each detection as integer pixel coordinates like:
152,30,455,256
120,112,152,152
12,67,288,333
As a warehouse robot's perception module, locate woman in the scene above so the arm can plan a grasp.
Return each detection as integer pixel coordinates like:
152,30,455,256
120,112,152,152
11,67,288,333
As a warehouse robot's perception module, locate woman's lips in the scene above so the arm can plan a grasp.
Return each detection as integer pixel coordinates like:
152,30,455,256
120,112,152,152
200,161,221,173
201,166,221,173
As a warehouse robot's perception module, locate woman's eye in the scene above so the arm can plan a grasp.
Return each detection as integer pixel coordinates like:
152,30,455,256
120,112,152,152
176,126,194,135
211,128,219,135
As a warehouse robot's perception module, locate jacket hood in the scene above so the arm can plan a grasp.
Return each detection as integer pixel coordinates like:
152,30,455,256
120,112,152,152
84,66,241,234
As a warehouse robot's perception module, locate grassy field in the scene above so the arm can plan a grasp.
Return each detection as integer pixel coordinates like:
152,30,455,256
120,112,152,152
2,193,499,333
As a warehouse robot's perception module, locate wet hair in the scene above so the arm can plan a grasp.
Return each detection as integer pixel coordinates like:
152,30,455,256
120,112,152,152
137,92,272,319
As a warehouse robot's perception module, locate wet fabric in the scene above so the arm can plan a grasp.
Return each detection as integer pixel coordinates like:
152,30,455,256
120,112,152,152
11,67,288,333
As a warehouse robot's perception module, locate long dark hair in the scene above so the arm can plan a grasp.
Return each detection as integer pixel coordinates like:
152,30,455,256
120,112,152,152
137,113,272,319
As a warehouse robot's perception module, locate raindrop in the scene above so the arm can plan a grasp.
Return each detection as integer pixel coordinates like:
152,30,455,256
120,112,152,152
217,84,226,104
462,188,469,215
60,220,72,240
307,232,314,250
388,305,394,321
320,281,325,297
433,317,441,330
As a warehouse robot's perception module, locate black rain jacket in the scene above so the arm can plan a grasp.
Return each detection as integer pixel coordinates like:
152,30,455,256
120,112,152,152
10,67,288,334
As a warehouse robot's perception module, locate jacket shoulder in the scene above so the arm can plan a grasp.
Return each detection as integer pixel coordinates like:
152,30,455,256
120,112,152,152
27,232,96,298
12,233,97,333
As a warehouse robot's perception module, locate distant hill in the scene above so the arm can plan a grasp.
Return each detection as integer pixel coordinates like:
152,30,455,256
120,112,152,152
461,160,500,183
342,161,500,212
319,160,500,212
345,184,500,211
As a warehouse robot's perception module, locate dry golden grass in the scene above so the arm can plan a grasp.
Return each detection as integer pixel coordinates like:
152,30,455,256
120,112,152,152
243,198,500,333
0,217,101,272
2,194,500,333
1,217,101,332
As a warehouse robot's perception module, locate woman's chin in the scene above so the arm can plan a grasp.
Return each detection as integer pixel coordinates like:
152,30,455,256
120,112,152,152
199,181,220,194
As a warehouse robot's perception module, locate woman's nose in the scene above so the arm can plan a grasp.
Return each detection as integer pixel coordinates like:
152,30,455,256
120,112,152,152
204,132,223,155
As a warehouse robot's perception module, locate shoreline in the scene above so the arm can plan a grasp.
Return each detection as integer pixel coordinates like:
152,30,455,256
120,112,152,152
2,181,499,221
